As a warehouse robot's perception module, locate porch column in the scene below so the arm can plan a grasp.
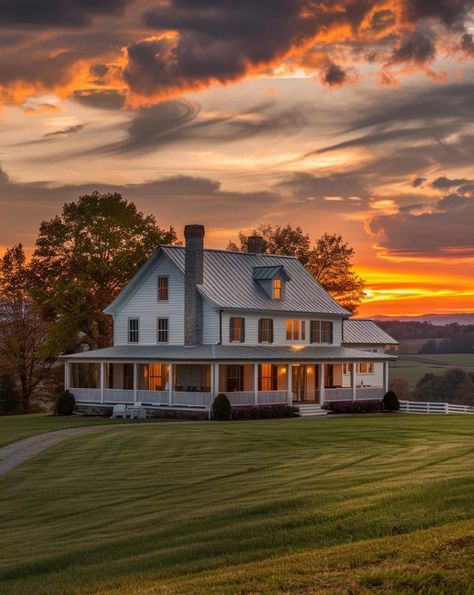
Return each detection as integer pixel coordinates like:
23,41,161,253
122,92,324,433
254,363,259,406
64,361,70,390
100,362,104,404
210,363,215,397
351,363,356,401
383,361,389,392
133,362,138,404
318,363,325,404
214,363,220,398
287,364,292,405
168,363,174,406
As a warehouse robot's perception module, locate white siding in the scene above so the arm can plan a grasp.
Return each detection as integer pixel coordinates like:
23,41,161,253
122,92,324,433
203,299,220,344
114,255,185,345
221,311,343,346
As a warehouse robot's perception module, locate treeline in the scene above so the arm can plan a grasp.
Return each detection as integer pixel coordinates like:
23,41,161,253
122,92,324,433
378,321,474,354
390,368,474,406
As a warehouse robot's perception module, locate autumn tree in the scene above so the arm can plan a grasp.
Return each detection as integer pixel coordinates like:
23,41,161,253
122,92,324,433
30,192,178,351
229,224,365,314
0,244,55,410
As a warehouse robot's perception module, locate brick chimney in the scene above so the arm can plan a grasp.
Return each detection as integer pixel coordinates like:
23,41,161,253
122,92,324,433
184,224,205,345
247,235,265,254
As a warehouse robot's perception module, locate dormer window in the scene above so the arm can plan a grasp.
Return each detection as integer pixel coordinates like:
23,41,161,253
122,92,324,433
273,278,282,300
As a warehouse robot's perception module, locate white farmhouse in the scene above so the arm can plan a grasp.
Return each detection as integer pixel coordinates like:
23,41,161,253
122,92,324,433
64,225,397,416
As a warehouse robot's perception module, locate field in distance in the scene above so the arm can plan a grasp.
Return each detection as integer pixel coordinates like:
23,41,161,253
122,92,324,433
389,353,474,387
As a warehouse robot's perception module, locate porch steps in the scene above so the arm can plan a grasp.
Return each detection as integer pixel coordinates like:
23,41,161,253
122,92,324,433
297,404,328,417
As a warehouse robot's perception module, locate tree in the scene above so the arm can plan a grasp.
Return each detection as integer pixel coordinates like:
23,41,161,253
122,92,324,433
228,224,365,313
30,192,178,351
389,377,411,401
0,244,55,411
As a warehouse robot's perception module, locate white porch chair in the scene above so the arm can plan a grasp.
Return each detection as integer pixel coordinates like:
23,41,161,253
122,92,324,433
111,404,129,419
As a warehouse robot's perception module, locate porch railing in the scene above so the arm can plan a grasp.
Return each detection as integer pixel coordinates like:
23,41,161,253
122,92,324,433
70,388,101,402
324,387,385,402
103,389,134,403
171,391,212,408
137,390,168,405
257,390,288,405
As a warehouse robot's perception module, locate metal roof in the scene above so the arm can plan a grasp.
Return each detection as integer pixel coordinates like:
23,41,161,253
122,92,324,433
62,344,395,362
252,265,291,281
162,247,349,315
343,319,398,345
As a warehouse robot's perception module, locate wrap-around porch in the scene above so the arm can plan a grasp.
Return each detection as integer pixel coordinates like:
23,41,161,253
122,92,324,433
66,361,389,410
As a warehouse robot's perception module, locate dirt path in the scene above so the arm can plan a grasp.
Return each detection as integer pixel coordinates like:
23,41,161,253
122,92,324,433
0,426,109,476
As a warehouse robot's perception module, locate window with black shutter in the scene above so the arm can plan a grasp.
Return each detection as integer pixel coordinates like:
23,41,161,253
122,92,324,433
229,317,245,342
310,320,321,343
258,318,273,343
321,321,333,343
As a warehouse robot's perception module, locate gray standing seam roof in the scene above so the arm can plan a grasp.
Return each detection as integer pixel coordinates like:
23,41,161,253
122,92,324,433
343,319,398,345
252,265,291,281
162,247,349,315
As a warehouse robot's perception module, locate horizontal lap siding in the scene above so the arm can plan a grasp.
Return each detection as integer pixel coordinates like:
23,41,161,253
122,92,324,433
221,311,343,346
203,299,220,344
114,256,185,345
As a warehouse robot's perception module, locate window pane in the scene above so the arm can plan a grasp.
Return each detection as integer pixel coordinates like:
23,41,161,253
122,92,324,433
286,320,292,340
158,276,168,301
157,318,169,343
301,320,305,340
128,318,139,343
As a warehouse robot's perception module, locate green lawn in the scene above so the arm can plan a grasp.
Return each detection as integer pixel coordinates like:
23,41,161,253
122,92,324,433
0,413,130,447
0,416,473,594
390,353,474,387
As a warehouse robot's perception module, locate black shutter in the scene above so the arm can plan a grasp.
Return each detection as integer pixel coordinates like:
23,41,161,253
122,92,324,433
240,318,245,343
269,319,274,343
329,321,333,343
310,320,320,343
272,365,278,390
229,317,233,342
258,319,262,343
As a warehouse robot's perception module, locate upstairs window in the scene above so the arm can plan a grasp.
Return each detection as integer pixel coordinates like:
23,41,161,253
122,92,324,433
258,318,274,343
157,318,169,343
273,278,282,300
128,318,139,343
310,320,333,344
157,276,168,301
286,319,305,341
229,317,245,343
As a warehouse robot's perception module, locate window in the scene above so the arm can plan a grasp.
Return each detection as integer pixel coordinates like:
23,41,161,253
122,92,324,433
139,363,168,391
357,362,374,374
157,276,168,301
128,318,139,343
226,365,244,392
321,321,333,343
273,278,282,300
259,364,278,391
310,320,333,343
286,319,305,341
157,318,169,343
123,363,134,390
259,318,273,343
229,317,245,342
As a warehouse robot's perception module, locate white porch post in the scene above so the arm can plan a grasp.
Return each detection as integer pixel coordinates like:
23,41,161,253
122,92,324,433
64,361,70,390
254,363,259,406
318,363,325,404
383,361,389,392
287,363,292,405
210,363,215,397
214,363,220,398
168,363,174,406
351,363,356,401
133,362,138,404
100,362,104,404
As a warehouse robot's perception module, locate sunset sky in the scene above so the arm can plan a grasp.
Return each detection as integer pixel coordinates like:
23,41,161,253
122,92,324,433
0,0,473,316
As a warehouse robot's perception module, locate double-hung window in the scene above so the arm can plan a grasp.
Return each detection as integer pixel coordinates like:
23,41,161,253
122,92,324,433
229,317,245,343
157,276,168,301
128,318,139,343
226,365,244,392
310,320,333,344
157,318,169,343
357,362,374,374
258,318,274,343
286,319,305,341
273,278,282,300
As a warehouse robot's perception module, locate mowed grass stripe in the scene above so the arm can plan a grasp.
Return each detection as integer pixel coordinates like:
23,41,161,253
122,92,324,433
0,416,472,594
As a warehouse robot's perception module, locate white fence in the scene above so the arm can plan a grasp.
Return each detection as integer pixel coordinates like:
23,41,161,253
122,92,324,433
399,400,474,414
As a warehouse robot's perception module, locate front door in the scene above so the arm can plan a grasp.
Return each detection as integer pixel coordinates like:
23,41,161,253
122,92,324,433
292,365,319,403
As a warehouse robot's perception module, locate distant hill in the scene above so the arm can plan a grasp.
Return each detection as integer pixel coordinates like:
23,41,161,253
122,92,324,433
371,313,474,326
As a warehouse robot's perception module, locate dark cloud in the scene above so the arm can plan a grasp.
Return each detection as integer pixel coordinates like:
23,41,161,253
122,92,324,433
411,177,426,187
0,0,131,27
322,63,348,86
390,28,436,65
72,89,126,110
431,176,472,189
369,187,474,258
400,0,474,28
460,33,474,55
44,124,85,138
370,9,396,32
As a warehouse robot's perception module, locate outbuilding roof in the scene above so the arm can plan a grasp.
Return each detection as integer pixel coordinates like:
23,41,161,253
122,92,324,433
62,344,395,362
343,319,398,345
105,247,349,316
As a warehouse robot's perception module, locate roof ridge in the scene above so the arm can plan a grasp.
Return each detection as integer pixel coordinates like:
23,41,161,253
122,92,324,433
160,245,298,259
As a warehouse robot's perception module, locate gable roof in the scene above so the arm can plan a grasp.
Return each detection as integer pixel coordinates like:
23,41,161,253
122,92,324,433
343,319,398,345
105,246,349,316
252,265,291,281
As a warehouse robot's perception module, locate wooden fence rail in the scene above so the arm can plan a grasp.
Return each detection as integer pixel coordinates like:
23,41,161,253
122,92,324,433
399,400,474,414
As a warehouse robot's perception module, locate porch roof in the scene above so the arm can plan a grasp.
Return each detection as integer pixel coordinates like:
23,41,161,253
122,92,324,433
62,344,396,362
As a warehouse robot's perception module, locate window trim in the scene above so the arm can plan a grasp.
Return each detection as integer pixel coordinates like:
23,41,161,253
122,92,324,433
128,317,139,344
157,275,169,302
157,317,169,344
